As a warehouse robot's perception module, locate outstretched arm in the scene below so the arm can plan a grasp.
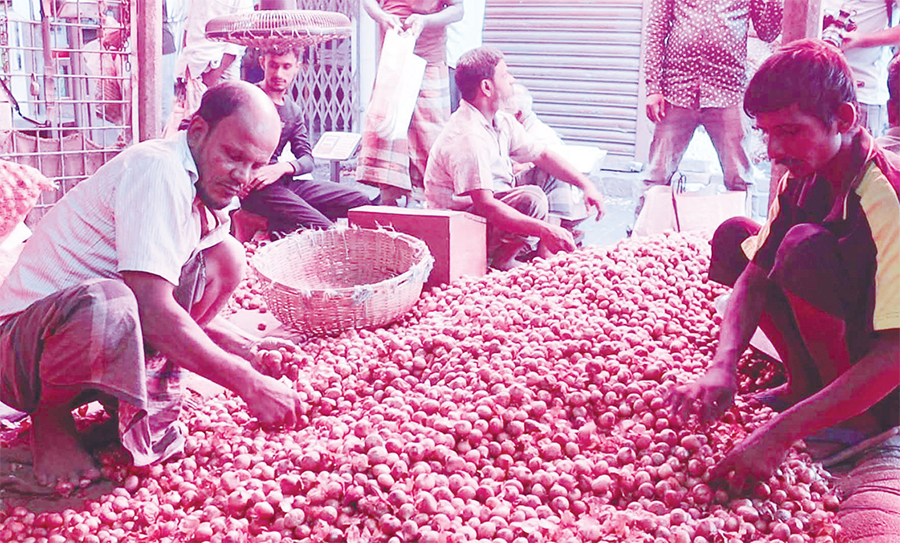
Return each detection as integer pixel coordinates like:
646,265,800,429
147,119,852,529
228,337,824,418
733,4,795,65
122,271,305,428
533,149,606,220
668,262,770,424
405,0,464,35
711,329,900,490
842,26,900,51
363,0,402,31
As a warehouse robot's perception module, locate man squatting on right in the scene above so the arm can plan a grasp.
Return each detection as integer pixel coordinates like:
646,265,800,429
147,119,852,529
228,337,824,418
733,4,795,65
669,39,899,488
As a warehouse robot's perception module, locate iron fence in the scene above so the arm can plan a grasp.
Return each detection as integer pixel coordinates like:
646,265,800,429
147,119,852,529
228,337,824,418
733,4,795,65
0,0,133,225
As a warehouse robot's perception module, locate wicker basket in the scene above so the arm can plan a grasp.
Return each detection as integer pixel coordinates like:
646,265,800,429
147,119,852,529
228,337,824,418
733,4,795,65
205,10,352,49
251,228,433,335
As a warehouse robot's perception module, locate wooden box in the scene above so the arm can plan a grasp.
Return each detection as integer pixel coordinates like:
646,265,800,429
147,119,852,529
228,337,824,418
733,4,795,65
348,206,487,288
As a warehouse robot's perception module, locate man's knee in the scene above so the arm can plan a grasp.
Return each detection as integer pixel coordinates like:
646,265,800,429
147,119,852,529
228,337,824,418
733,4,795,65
773,224,838,276
509,185,549,221
74,280,140,320
771,224,848,318
708,217,760,286
0,280,141,413
204,236,246,292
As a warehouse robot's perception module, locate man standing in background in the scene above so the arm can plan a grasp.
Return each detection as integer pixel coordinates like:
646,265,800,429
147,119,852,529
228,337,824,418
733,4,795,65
357,0,463,206
640,0,783,200
163,0,255,136
832,0,899,138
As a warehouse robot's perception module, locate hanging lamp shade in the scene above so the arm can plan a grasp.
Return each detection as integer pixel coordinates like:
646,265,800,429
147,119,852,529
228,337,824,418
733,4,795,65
205,10,352,49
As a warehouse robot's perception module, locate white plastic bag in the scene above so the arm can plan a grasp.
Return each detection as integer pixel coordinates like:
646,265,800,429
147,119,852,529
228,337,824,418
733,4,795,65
367,29,427,139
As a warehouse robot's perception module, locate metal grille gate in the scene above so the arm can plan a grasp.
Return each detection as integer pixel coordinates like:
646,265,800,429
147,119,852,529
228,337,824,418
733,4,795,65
0,0,133,224
296,0,359,140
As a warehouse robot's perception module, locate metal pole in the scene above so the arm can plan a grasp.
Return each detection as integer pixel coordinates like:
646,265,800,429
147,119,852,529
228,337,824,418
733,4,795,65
40,5,57,133
783,0,823,44
137,0,162,141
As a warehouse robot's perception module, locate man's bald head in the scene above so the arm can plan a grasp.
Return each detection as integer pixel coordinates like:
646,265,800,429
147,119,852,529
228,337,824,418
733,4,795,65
192,80,280,134
187,81,281,209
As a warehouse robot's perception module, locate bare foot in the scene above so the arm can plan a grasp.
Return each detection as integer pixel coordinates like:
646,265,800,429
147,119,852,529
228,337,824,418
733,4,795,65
491,240,528,271
30,406,101,488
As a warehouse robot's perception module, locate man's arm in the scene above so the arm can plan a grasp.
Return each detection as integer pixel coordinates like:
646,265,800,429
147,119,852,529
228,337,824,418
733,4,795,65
643,0,673,98
470,188,575,254
532,149,606,220
363,0,401,31
201,53,237,88
842,26,900,51
643,0,674,121
669,262,770,423
284,101,314,176
711,329,900,488
121,271,304,428
243,101,313,194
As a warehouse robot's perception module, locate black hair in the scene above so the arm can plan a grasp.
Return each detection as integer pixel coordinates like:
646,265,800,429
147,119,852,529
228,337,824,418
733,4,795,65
455,46,505,103
744,38,858,127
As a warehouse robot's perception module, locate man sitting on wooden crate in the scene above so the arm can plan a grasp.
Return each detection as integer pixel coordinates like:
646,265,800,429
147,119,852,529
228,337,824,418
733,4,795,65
504,82,597,244
239,47,377,239
423,46,605,270
668,39,899,489
0,82,305,490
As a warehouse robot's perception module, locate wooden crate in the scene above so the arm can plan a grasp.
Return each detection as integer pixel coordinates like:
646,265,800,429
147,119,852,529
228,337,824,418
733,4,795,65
348,206,487,288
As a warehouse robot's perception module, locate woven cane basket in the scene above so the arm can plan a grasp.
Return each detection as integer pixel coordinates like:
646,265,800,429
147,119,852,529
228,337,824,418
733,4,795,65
251,228,433,335
205,10,352,48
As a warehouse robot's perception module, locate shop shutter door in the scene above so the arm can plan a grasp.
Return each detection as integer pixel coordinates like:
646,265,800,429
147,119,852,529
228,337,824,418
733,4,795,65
483,0,647,170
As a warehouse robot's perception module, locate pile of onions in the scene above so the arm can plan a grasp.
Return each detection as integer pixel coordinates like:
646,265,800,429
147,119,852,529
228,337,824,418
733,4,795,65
1,232,842,543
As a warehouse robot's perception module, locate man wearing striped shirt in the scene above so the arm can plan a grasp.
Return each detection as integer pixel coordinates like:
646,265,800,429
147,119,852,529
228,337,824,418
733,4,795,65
0,81,306,490
669,40,899,488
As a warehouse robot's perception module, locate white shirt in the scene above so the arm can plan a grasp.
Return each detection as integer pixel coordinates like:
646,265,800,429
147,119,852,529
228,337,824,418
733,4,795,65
173,0,253,81
826,0,899,105
424,100,545,210
446,0,486,69
0,132,231,320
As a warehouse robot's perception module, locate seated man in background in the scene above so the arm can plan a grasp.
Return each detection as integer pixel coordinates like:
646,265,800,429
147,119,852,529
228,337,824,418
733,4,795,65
424,46,605,270
240,47,377,239
505,82,591,243
669,39,899,488
0,82,305,489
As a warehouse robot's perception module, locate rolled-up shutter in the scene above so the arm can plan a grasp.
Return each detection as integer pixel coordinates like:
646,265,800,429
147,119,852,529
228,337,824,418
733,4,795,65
483,0,648,170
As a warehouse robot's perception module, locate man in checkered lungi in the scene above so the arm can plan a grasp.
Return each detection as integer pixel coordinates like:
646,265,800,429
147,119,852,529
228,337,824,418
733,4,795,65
357,0,463,206
0,81,305,490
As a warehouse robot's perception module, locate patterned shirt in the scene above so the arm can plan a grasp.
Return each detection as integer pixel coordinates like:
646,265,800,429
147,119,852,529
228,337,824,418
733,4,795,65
644,0,783,109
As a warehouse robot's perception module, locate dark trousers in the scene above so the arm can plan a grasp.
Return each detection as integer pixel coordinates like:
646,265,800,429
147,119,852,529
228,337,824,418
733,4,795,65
709,217,898,430
241,176,377,237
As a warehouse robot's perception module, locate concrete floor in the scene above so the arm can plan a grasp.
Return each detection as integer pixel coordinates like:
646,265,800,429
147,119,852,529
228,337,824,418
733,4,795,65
322,126,770,250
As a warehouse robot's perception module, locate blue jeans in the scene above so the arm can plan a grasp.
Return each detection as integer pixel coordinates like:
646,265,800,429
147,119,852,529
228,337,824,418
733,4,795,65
645,103,751,190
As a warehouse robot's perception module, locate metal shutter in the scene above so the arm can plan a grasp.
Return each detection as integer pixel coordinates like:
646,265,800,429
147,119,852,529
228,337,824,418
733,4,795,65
483,0,647,170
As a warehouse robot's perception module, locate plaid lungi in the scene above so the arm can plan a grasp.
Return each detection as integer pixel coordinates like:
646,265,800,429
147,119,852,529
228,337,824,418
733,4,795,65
357,62,450,191
0,252,207,466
